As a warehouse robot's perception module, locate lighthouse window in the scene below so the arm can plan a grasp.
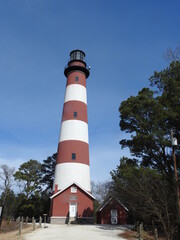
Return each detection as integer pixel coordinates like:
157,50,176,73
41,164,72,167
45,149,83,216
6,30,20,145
76,51,80,59
73,111,77,118
75,76,79,81
72,153,76,160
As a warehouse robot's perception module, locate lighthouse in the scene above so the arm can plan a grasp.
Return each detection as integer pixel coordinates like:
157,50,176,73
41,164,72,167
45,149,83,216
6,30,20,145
50,50,94,224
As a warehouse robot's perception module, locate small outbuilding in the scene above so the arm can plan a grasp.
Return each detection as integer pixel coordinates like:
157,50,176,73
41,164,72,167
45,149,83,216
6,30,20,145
96,197,128,225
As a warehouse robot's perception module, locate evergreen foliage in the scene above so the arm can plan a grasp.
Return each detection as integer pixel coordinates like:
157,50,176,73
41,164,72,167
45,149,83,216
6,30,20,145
41,153,57,194
14,159,42,199
114,60,180,239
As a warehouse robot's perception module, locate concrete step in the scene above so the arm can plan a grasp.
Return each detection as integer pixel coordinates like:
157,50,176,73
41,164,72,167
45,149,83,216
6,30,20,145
68,217,77,224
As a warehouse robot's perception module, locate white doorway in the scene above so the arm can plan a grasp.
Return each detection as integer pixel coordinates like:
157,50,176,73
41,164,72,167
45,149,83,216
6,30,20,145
111,210,117,224
69,203,76,218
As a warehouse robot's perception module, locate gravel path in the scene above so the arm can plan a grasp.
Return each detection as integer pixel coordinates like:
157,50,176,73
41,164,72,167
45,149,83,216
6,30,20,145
23,224,130,240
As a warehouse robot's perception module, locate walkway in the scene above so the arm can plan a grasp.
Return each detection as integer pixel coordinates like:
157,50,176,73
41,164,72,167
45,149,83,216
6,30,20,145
23,224,130,240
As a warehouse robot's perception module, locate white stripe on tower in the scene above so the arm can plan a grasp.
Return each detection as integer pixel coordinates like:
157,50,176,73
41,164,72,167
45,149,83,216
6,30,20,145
53,50,91,193
64,85,87,104
59,120,89,143
53,163,91,192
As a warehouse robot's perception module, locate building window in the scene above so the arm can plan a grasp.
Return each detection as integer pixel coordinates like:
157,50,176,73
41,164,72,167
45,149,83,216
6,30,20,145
75,76,79,81
73,111,77,118
71,186,77,193
72,153,76,160
70,195,77,200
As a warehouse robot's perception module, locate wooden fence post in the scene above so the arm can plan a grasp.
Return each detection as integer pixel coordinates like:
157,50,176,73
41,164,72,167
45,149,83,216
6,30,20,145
155,228,158,240
139,222,143,240
43,214,47,228
39,216,42,228
21,217,24,228
33,219,35,230
19,222,22,235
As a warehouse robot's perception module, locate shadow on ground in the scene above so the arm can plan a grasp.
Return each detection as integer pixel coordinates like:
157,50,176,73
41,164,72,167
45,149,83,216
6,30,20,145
95,224,133,231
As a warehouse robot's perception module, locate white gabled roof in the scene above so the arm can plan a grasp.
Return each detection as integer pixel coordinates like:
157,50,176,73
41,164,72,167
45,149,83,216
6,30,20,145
50,181,95,200
97,197,129,212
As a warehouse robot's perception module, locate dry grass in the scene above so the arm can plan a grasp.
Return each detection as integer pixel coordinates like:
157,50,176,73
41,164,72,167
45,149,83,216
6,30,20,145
0,220,39,240
118,230,137,239
119,229,165,240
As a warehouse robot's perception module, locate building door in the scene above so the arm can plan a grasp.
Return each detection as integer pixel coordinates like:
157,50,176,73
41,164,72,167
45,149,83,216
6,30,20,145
111,210,117,224
69,203,76,217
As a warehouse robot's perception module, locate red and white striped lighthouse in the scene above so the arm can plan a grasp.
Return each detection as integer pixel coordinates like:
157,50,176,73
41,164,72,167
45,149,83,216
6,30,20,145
50,50,94,224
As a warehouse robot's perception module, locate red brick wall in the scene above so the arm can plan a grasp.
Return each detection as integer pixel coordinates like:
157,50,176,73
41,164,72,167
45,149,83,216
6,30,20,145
76,187,93,217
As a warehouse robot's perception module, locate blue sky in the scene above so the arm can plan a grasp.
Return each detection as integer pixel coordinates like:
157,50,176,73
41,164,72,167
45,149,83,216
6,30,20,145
0,0,180,183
